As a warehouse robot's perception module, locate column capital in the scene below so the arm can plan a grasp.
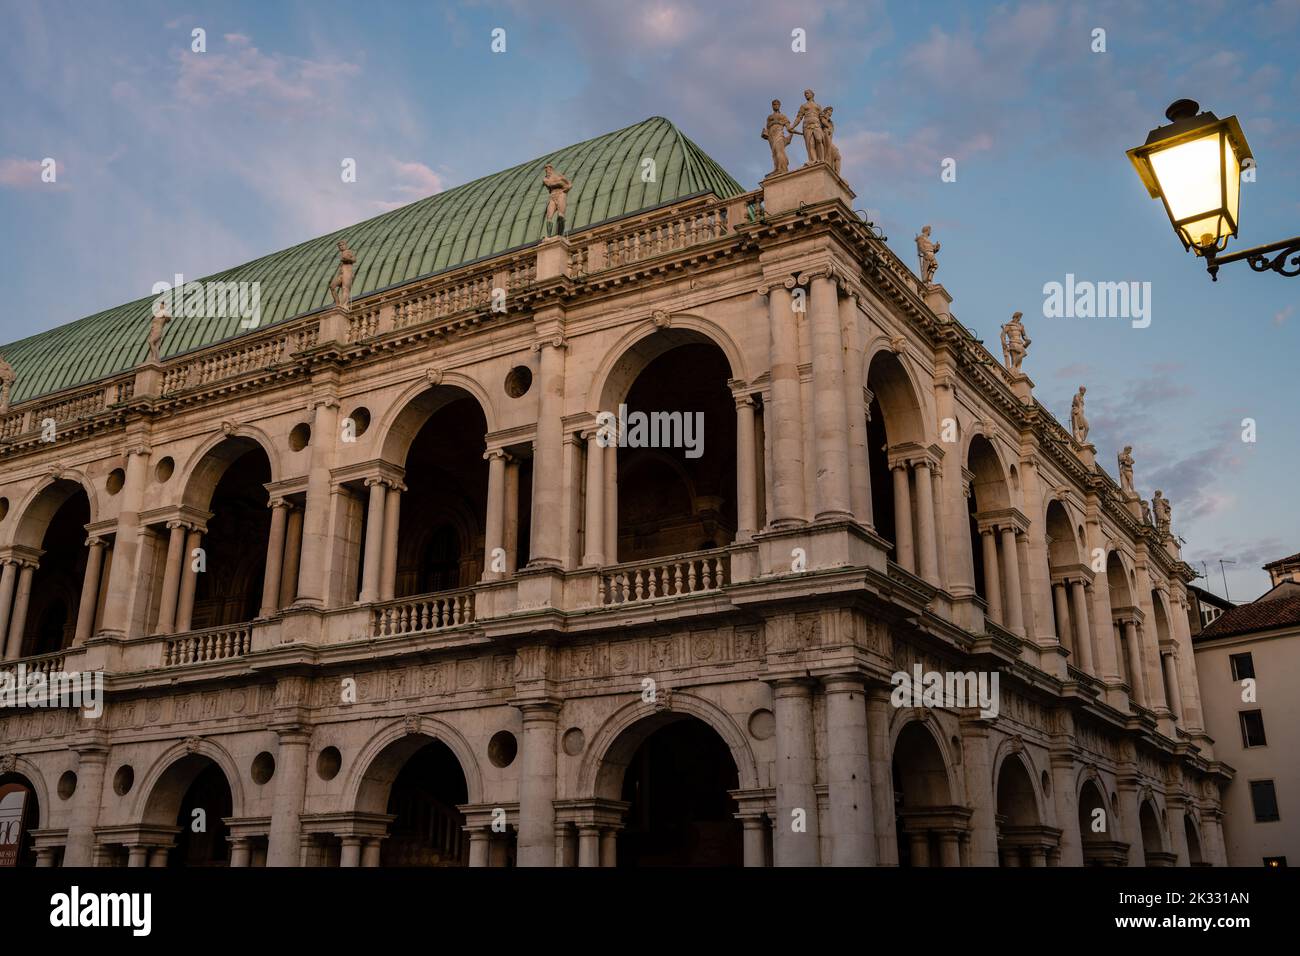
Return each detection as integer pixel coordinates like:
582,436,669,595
821,672,867,695
513,698,562,722
84,535,107,550
530,334,567,352
484,447,512,463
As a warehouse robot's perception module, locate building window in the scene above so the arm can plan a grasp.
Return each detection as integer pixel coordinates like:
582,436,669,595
1240,710,1268,748
1264,856,1287,868
1230,652,1255,680
1250,781,1280,823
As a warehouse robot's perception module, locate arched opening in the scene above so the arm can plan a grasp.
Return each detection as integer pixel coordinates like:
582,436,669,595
1045,500,1081,658
15,481,91,657
865,352,925,571
390,387,495,594
143,754,234,867
1078,779,1123,866
613,342,735,562
191,447,271,628
356,734,472,867
601,713,742,867
1107,553,1138,695
0,773,40,867
1185,815,1205,865
1139,800,1164,866
995,755,1044,865
1151,592,1177,717
892,721,960,866
966,435,1011,622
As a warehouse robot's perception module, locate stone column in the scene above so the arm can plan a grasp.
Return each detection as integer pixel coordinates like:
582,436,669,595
482,450,507,580
866,686,898,865
840,292,872,526
529,336,567,566
62,744,108,866
772,679,820,866
174,527,203,633
909,831,931,867
1052,582,1073,653
7,562,36,656
74,537,107,645
1050,755,1084,866
468,829,490,867
766,282,805,527
259,500,290,618
1118,782,1143,865
938,831,962,868
1123,621,1148,707
809,273,852,521
339,837,362,867
503,459,521,571
582,432,605,565
294,396,339,606
154,522,188,635
603,443,618,562
960,717,998,866
35,848,57,867
358,478,388,603
823,674,875,866
891,464,915,572
1162,651,1183,720
600,829,618,867
127,845,150,867
379,481,403,600
0,560,17,660
741,817,768,867
516,701,559,867
99,445,150,636
913,461,939,585
279,505,304,608
734,396,759,538
229,838,252,868
149,846,170,867
361,838,382,867
266,727,310,867
999,527,1025,636
1168,800,1190,867
577,827,600,867
1170,595,1205,732
980,529,1002,624
1069,580,1095,674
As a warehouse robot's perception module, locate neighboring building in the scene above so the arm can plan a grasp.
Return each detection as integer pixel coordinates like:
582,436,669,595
1188,584,1234,635
1263,552,1300,588
0,114,1229,868
1194,557,1300,867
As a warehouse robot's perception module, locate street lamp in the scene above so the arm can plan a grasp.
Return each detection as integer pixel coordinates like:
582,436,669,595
1127,99,1300,280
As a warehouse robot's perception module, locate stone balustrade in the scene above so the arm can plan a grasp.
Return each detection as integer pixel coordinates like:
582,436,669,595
370,588,476,637
0,649,67,684
162,623,253,667
598,548,729,605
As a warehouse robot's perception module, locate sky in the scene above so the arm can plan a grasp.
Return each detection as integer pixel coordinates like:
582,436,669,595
1,0,1297,601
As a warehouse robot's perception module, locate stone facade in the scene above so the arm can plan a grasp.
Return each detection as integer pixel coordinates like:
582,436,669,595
0,150,1229,867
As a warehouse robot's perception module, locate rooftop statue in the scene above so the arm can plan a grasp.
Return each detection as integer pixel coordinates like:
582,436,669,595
0,352,14,413
822,105,842,176
1000,311,1030,371
1071,386,1090,444
1153,490,1172,535
147,295,171,365
915,225,940,285
329,239,358,312
1118,445,1135,495
541,164,573,238
761,99,795,176
792,89,826,167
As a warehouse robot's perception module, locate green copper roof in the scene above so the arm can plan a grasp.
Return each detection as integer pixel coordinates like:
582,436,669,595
3,116,744,405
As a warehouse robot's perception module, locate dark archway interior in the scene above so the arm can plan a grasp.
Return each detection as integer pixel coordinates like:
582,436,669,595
23,490,90,657
618,717,742,867
170,760,233,867
395,396,498,594
193,448,271,628
995,757,1039,866
892,722,952,867
616,344,736,562
0,775,40,867
381,740,469,866
866,394,895,548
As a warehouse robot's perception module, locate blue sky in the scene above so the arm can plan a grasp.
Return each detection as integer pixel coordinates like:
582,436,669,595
1,0,1296,600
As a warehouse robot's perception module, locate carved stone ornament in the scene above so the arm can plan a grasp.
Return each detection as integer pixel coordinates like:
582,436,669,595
653,688,674,713
221,420,238,437
425,367,444,386
183,735,203,754
404,713,424,736
651,309,671,329
0,754,16,774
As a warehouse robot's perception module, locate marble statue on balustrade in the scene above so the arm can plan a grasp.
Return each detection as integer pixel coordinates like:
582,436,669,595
822,106,842,176
1141,498,1153,526
1071,386,1090,444
541,164,573,238
792,89,827,167
915,225,940,285
1000,311,1030,372
0,352,13,413
1153,490,1172,536
762,100,795,176
329,239,358,312
1118,445,1135,495
147,296,171,365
